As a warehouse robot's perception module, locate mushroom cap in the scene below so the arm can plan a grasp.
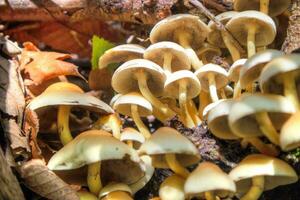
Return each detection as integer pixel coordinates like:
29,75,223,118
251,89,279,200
202,99,226,120
112,59,166,96
150,14,209,49
164,70,201,99
159,175,186,200
228,58,247,82
226,11,276,47
195,63,229,92
28,83,114,114
144,41,191,71
197,43,222,62
234,0,291,17
185,162,236,197
98,44,145,69
260,54,300,94
99,183,132,199
208,99,239,140
138,127,200,168
280,111,300,151
240,49,284,88
207,11,238,48
228,94,296,138
110,94,122,107
77,191,98,200
113,92,152,117
229,154,298,195
120,127,145,148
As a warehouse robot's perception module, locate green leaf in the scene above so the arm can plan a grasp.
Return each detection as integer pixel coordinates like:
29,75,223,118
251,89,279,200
91,35,114,70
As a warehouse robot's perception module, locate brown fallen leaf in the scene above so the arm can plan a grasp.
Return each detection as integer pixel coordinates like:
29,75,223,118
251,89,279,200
88,68,112,90
19,42,84,85
19,159,80,200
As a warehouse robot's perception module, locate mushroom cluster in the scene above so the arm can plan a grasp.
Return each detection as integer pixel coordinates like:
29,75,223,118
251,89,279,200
26,2,300,199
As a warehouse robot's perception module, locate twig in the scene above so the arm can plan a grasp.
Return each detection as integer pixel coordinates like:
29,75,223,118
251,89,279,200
189,0,245,54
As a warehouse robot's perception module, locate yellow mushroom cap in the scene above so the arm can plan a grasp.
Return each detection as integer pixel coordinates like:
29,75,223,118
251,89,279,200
77,191,98,200
228,58,247,82
112,59,166,96
280,111,300,151
144,41,191,71
113,92,152,117
229,154,298,195
159,175,185,200
226,11,276,47
184,162,236,197
164,70,201,99
239,49,283,88
120,128,145,148
43,82,84,93
233,0,291,17
98,183,132,199
138,127,200,168
195,63,229,92
150,14,209,49
259,54,300,94
98,44,145,69
228,93,296,138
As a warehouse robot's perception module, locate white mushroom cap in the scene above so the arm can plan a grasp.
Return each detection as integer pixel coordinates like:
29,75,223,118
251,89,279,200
280,111,300,151
98,44,145,69
120,128,145,147
184,162,236,197
229,154,298,196
228,58,247,82
138,127,200,168
113,92,152,117
228,94,296,138
164,70,201,99
144,41,191,71
202,99,226,120
159,175,186,200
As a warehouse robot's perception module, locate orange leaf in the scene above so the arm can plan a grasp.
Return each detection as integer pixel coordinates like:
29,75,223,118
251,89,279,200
20,42,84,85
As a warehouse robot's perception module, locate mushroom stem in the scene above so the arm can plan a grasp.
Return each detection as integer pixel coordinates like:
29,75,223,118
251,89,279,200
57,105,73,145
283,74,300,110
163,52,173,75
187,100,202,126
255,112,280,145
260,0,270,14
240,176,264,200
136,70,175,118
94,114,121,139
205,191,217,200
199,91,211,119
131,104,151,139
87,162,102,195
179,79,196,128
247,25,257,58
246,137,279,156
208,73,219,102
152,107,169,123
165,153,189,178
221,30,241,62
127,140,134,148
219,88,227,99
233,81,242,99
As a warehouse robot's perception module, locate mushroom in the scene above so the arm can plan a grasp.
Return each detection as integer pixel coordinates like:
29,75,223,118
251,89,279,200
164,70,201,128
239,49,283,92
229,154,298,200
228,94,296,147
184,162,236,200
120,127,145,149
233,0,291,16
198,90,212,120
112,59,175,119
139,127,200,178
77,191,98,200
149,14,209,70
113,92,152,139
93,113,122,139
195,64,229,102
28,82,113,145
259,54,300,110
47,130,144,195
280,111,300,151
98,183,133,200
226,11,276,58
159,175,185,200
207,11,241,62
196,43,222,64
144,41,191,75
228,58,247,98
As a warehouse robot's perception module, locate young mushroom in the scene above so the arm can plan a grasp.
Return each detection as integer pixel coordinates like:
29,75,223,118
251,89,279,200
228,58,247,98
120,127,145,149
149,14,209,70
98,183,133,200
159,175,186,200
47,130,144,195
229,154,298,200
113,92,152,139
139,127,200,178
184,162,236,200
195,64,229,102
28,82,113,145
226,11,276,58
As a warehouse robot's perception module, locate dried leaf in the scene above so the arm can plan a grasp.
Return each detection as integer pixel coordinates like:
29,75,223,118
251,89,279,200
88,68,112,90
20,42,84,85
19,159,80,200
